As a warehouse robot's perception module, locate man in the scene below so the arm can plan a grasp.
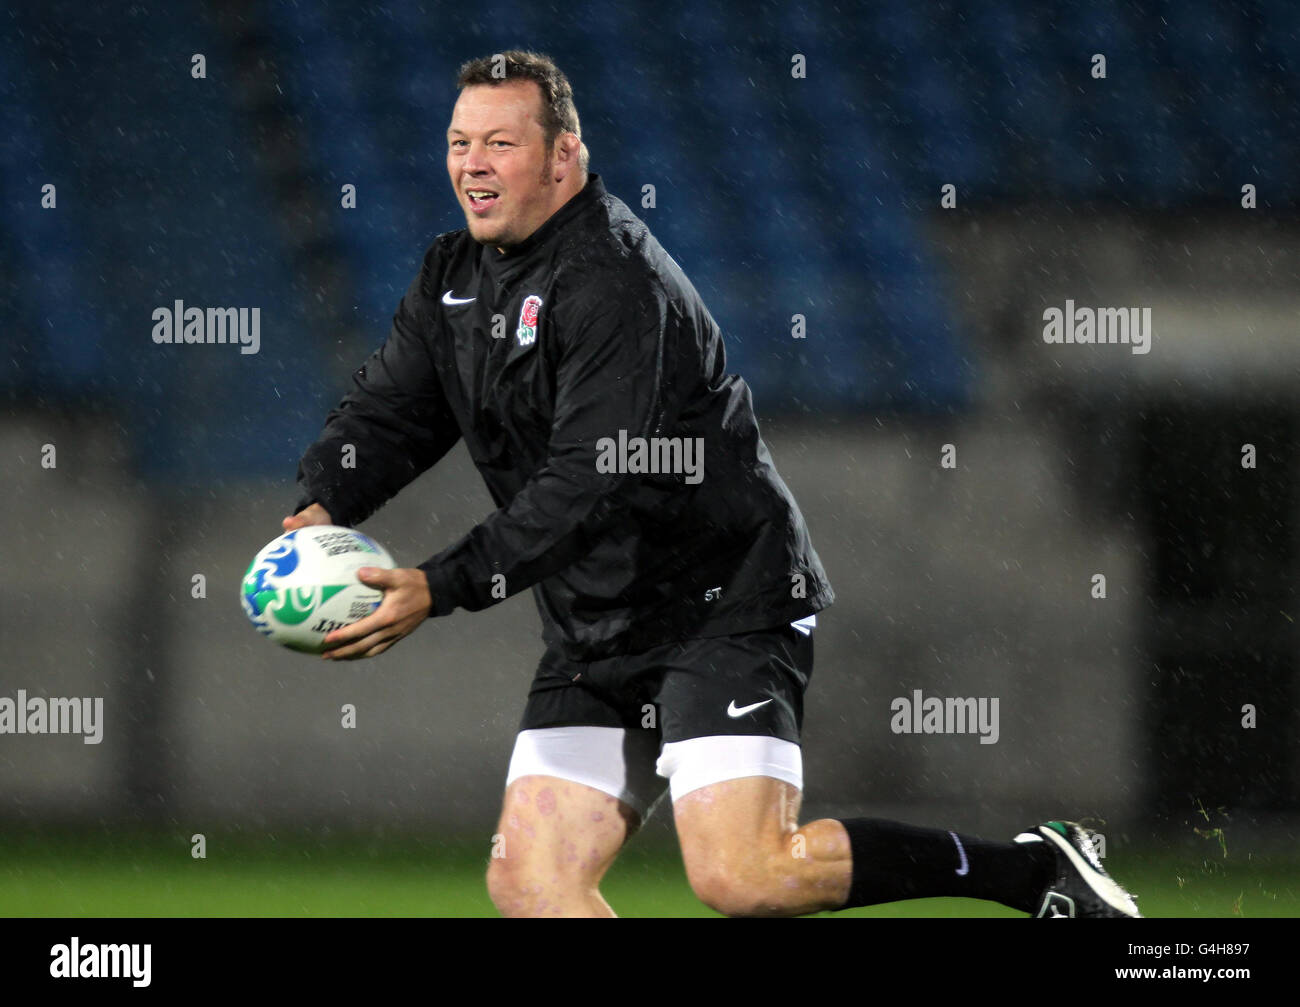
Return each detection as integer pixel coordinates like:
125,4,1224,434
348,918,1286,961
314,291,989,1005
285,50,1141,919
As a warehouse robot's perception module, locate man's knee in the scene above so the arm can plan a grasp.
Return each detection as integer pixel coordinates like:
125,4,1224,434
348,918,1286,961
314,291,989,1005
486,854,542,916
685,851,793,917
674,776,806,916
486,777,637,915
485,844,603,916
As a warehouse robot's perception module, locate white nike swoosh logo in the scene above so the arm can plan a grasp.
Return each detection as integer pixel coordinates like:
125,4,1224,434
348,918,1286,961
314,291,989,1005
442,290,475,305
949,831,970,876
727,699,773,718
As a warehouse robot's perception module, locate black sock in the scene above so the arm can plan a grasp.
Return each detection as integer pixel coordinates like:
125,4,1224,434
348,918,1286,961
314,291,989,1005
838,818,1056,913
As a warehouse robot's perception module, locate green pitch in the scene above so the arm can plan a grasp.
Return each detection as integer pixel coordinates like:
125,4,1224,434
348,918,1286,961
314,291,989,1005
0,831,1294,917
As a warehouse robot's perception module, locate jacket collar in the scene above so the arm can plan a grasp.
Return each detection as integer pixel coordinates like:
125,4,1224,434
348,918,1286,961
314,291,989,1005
479,173,605,280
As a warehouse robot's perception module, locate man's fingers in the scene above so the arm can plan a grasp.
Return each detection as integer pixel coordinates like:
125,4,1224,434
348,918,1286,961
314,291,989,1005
321,630,379,660
323,607,386,650
320,589,402,657
355,566,394,587
323,627,396,661
316,567,428,661
319,570,393,646
282,503,333,532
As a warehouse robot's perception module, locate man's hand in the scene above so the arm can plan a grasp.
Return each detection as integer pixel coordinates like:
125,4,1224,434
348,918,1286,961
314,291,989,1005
321,567,432,660
283,503,332,531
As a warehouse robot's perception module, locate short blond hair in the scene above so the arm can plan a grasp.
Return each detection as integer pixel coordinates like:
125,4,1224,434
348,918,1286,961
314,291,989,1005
456,50,588,176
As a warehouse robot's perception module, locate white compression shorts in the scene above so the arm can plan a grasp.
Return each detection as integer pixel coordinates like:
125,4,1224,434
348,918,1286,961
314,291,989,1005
506,615,816,819
505,726,803,820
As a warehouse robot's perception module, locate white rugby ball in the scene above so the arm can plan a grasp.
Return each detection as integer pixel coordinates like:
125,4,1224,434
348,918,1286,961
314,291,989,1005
240,526,396,654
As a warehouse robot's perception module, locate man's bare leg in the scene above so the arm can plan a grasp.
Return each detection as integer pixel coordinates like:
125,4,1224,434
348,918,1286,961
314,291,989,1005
673,777,1140,918
486,775,640,918
672,776,851,916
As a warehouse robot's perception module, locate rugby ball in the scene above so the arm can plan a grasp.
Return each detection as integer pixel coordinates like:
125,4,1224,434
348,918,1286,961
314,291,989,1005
240,526,396,653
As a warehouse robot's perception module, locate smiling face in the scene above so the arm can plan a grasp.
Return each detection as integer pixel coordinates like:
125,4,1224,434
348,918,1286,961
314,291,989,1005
446,80,583,250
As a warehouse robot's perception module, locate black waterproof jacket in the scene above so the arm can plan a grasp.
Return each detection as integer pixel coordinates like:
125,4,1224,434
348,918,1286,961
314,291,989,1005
295,174,832,660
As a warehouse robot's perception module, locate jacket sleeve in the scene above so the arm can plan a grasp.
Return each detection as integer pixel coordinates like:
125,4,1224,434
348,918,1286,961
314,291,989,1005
294,250,462,527
419,274,676,615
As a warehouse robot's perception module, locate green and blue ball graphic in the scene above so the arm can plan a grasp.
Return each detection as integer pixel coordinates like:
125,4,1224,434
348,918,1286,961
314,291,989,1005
241,526,396,654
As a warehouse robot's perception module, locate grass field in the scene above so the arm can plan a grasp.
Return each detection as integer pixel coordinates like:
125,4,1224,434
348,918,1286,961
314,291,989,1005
1,831,1296,917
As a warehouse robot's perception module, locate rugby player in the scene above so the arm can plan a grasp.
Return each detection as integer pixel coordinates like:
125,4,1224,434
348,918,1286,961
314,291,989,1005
284,50,1140,919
